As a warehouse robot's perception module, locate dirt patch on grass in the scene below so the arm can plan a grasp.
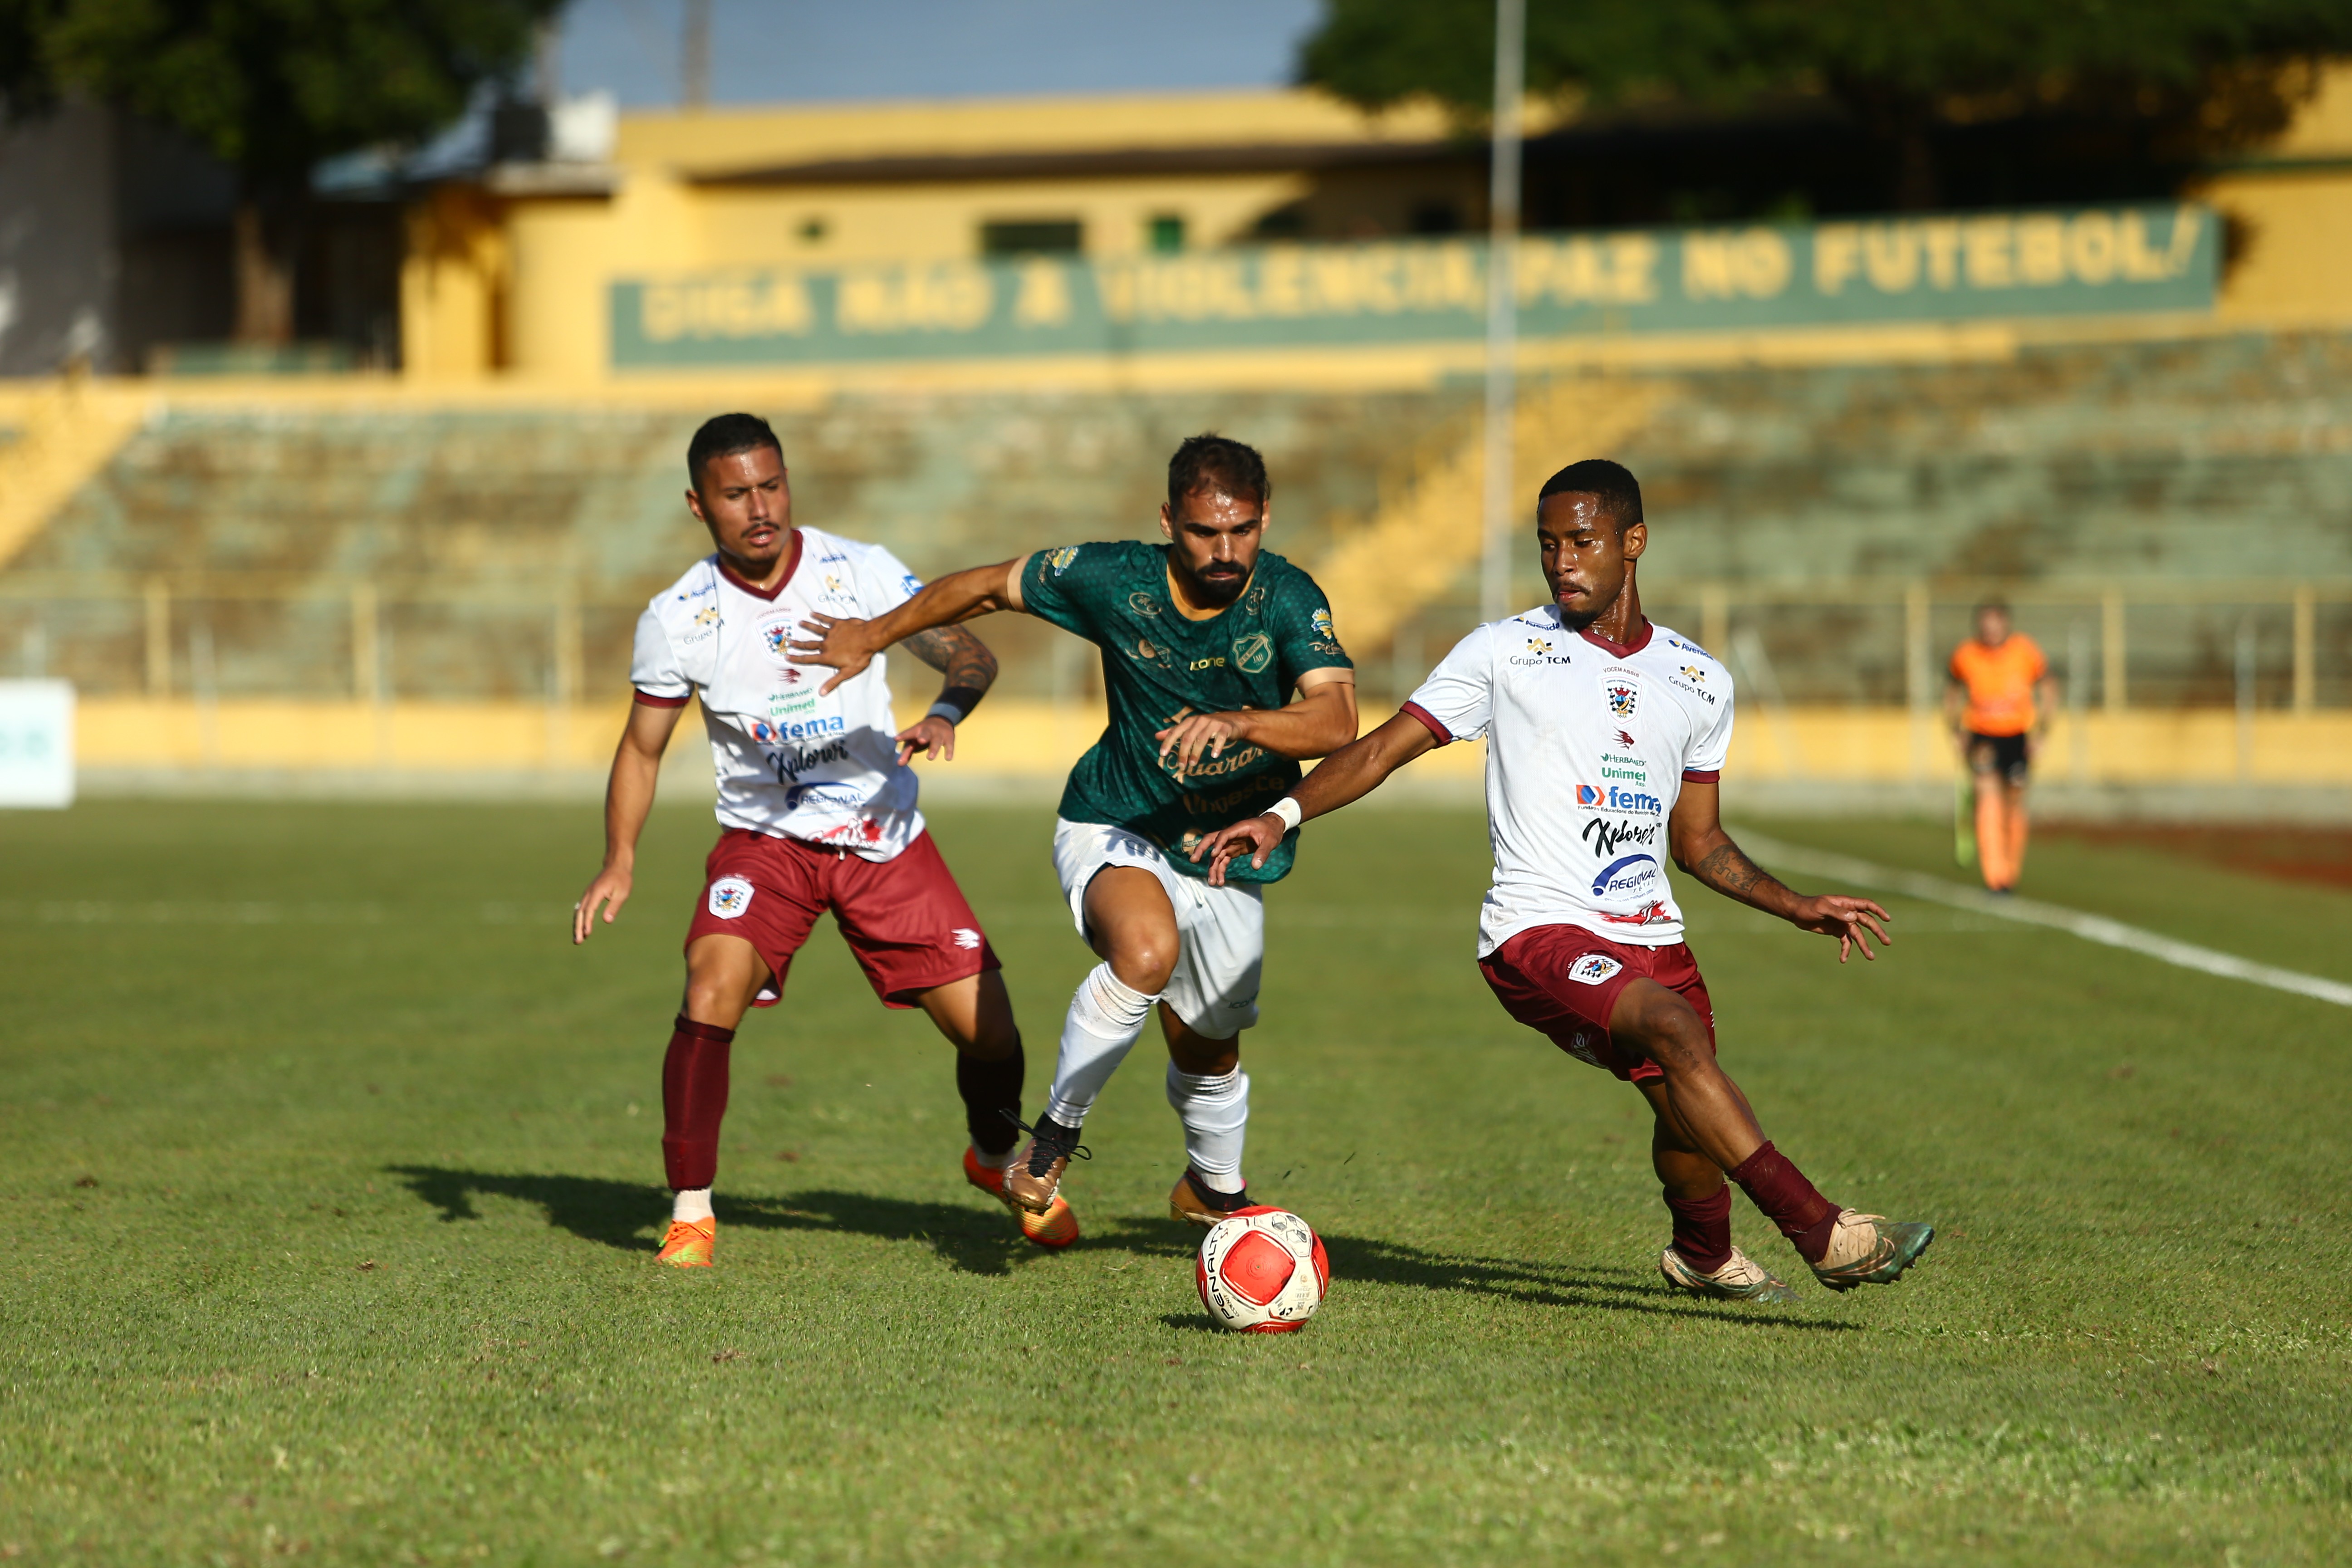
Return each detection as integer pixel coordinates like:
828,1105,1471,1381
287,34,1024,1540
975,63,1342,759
2044,825,2352,890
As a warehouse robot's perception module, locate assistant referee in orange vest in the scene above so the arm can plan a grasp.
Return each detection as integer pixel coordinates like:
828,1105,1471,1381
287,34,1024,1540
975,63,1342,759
1945,602,2059,893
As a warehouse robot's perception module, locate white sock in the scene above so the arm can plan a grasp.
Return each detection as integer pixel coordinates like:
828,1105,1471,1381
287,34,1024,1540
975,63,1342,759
1043,962,1160,1127
970,1141,1017,1171
1166,1062,1249,1193
672,1187,713,1225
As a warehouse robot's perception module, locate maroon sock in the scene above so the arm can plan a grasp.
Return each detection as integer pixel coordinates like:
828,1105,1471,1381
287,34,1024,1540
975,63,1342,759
1662,1186,1733,1274
956,1039,1025,1157
1729,1141,1838,1264
661,1014,735,1191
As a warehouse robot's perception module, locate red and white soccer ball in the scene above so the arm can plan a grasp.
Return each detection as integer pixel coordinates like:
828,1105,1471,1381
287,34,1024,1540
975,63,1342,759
1195,1206,1328,1333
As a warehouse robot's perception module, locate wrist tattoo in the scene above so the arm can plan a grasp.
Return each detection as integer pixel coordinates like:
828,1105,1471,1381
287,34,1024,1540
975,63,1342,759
902,626,998,694
1694,842,1781,901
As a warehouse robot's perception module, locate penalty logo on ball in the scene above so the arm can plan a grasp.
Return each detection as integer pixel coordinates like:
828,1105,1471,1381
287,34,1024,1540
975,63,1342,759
1196,1206,1328,1333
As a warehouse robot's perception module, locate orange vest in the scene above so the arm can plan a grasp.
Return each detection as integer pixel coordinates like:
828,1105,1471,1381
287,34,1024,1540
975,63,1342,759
1950,634,2047,736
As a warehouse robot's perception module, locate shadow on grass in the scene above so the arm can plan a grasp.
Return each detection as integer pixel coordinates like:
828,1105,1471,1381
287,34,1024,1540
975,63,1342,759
387,1166,1855,1325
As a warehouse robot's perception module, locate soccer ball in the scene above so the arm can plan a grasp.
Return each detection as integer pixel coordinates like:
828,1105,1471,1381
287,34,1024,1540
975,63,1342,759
1195,1206,1328,1333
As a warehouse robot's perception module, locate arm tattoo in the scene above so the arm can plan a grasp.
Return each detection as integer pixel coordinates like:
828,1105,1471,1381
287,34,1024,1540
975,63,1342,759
901,625,998,711
1691,841,1789,908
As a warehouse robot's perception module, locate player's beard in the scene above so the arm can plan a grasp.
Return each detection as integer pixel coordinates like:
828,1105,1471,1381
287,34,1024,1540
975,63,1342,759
1553,598,1602,632
1185,563,1249,608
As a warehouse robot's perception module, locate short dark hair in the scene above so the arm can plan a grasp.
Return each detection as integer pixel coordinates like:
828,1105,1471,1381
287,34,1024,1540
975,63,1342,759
687,412,783,487
1538,458,1642,530
1975,600,2011,617
1167,432,1269,515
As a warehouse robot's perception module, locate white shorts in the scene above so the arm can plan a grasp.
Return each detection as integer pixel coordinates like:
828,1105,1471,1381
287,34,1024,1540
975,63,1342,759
1051,817,1264,1041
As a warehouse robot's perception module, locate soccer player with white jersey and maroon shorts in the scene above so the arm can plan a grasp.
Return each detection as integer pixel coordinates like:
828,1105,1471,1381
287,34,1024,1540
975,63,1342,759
573,413,1072,1269
1197,459,1934,1300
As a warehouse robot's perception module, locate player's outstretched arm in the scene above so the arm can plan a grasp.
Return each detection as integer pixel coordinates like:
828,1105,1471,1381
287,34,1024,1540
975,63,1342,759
1191,710,1438,886
1156,669,1357,778
893,624,1000,763
1667,781,1893,964
574,699,685,944
789,558,1029,696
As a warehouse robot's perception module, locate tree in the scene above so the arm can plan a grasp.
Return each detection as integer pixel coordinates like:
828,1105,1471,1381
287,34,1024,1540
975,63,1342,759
2,0,564,343
1300,0,2352,211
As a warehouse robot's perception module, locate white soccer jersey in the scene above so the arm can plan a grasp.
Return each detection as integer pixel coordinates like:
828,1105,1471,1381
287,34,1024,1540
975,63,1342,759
630,528,927,860
1402,608,1733,955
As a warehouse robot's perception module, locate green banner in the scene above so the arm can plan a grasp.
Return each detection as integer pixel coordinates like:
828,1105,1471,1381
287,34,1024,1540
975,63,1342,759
610,204,2215,368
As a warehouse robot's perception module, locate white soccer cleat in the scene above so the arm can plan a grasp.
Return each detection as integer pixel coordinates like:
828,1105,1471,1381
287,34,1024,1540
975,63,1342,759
1659,1244,1798,1303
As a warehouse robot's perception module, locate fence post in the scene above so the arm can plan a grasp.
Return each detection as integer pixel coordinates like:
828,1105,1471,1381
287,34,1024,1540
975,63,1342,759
2101,587,2126,714
1904,581,1931,780
351,584,378,704
143,577,170,697
1700,584,1728,665
2292,585,2315,714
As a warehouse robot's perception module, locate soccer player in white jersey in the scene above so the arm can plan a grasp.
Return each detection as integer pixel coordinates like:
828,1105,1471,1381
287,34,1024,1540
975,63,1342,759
572,413,1072,1269
1197,459,1935,1299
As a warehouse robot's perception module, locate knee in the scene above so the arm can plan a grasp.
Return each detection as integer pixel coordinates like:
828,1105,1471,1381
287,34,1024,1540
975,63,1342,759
1108,932,1178,995
1619,989,1713,1074
957,1022,1021,1063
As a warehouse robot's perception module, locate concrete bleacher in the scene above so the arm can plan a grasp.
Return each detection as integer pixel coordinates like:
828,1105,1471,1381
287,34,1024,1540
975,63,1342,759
1,327,2347,806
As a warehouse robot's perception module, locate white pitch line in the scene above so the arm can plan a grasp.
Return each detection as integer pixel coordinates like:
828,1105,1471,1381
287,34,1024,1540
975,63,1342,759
1735,830,2352,1010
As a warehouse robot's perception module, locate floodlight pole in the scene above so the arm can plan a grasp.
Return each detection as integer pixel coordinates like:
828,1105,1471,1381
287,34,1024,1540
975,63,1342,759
1479,0,1527,625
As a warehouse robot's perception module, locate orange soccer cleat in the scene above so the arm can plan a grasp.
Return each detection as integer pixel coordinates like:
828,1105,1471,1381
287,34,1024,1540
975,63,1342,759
964,1145,1079,1249
656,1216,715,1269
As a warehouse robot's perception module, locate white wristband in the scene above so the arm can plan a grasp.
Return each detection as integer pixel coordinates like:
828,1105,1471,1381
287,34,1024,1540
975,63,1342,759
925,701,967,726
1265,796,1303,833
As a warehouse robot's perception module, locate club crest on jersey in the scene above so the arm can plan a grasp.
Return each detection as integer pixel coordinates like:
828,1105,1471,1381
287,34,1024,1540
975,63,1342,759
1568,954,1623,986
757,613,800,666
1605,682,1639,717
1128,591,1160,617
1232,632,1273,673
707,877,754,919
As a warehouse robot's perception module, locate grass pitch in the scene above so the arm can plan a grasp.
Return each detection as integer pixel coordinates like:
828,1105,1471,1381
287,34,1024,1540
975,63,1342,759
3,798,2348,1565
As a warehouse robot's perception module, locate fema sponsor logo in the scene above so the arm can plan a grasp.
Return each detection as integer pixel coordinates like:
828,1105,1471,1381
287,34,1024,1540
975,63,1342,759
707,877,754,919
1591,852,1661,897
950,927,983,951
1568,954,1623,986
1584,783,1663,815
1605,681,1639,717
750,714,847,747
1232,632,1273,673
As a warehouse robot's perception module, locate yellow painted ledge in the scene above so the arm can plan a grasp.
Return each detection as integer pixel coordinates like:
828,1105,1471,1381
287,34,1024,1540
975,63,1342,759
70,698,2352,785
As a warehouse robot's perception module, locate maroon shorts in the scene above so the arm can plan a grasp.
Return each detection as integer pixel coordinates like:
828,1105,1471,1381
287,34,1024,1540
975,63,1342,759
684,828,1000,1009
1477,925,1715,1084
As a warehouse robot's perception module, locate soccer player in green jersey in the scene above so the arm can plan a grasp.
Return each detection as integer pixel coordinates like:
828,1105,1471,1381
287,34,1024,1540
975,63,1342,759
792,435,1358,1226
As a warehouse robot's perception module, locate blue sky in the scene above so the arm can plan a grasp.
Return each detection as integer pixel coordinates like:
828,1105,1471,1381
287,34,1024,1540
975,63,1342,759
555,0,1326,108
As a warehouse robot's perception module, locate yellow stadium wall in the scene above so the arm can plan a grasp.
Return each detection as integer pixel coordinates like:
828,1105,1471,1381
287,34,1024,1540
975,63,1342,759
71,700,2352,788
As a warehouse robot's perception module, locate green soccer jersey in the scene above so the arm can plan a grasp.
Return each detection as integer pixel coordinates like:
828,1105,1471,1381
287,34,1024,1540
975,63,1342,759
1019,540,1353,883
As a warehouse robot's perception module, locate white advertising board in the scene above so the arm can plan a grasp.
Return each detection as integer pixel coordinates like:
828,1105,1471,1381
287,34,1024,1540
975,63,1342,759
0,680,75,808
